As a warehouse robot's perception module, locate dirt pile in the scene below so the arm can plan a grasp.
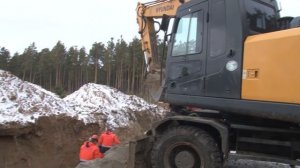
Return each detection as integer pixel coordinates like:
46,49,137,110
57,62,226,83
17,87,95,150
63,83,167,143
64,83,166,128
0,70,74,124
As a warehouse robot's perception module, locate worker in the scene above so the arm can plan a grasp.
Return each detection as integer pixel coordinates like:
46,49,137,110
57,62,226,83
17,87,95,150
98,127,120,153
79,134,103,162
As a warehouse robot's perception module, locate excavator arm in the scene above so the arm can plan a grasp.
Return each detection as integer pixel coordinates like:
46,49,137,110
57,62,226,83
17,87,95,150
136,0,189,100
136,0,189,72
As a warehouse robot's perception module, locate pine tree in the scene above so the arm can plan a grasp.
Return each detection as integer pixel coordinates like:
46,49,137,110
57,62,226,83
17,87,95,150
89,42,105,84
8,53,22,77
79,47,88,86
37,48,53,90
105,38,115,86
0,47,10,71
21,43,38,82
114,36,128,90
51,41,67,90
66,46,80,92
130,37,145,95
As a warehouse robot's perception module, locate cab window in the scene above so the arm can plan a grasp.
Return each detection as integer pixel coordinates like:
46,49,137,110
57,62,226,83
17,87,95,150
172,11,203,56
245,0,277,33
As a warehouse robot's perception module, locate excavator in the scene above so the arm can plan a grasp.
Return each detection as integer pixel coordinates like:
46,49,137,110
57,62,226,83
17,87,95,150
129,0,300,167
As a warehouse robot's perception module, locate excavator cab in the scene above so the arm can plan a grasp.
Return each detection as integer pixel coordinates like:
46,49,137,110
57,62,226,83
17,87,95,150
140,0,281,103
164,0,279,101
162,0,300,123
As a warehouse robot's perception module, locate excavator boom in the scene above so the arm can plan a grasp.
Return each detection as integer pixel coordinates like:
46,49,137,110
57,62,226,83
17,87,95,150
137,0,184,69
136,0,189,100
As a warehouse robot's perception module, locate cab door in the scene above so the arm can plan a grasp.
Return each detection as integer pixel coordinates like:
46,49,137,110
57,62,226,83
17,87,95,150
165,0,208,96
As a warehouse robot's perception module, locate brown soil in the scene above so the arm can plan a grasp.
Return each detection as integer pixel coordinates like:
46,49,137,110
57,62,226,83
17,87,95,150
0,115,100,168
0,110,163,168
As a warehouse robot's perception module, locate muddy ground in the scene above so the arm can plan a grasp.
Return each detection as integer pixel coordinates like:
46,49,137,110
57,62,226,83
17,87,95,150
0,110,159,168
0,114,298,168
76,145,299,168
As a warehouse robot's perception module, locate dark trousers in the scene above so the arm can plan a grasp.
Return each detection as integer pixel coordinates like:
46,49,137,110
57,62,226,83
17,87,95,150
99,146,110,153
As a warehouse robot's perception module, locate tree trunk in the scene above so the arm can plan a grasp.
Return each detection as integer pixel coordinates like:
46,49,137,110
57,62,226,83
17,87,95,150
94,62,98,83
131,52,135,93
50,72,52,91
22,70,26,81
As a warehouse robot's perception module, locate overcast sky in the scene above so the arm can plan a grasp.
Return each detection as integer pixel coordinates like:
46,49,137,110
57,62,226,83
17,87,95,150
0,0,299,54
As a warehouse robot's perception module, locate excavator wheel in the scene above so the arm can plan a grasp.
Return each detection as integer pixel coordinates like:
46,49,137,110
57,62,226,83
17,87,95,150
151,126,222,168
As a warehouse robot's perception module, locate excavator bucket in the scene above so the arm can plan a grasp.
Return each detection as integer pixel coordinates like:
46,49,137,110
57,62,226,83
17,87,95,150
145,71,165,102
128,136,152,168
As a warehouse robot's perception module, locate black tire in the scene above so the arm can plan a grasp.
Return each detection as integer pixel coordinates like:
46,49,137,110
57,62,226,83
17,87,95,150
151,126,222,168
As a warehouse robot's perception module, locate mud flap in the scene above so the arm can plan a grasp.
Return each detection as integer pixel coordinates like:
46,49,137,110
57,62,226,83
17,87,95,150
128,136,153,168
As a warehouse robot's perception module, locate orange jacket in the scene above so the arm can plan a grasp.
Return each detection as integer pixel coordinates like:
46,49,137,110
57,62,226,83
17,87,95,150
79,141,103,161
98,131,120,147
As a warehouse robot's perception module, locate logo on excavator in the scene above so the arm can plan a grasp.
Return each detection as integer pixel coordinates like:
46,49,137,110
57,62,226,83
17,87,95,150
156,5,174,13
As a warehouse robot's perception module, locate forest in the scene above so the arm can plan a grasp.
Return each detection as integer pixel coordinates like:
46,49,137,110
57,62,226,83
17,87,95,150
0,37,165,100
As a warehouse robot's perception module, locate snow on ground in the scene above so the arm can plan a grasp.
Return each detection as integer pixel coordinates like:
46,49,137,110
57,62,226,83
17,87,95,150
0,70,75,124
0,70,166,127
64,83,166,127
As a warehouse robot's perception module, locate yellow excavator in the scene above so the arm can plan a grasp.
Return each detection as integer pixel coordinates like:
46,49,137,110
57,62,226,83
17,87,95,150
129,0,300,167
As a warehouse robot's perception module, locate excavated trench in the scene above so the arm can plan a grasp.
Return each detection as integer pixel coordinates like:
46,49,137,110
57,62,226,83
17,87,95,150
0,110,160,168
1,115,298,168
0,116,100,168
